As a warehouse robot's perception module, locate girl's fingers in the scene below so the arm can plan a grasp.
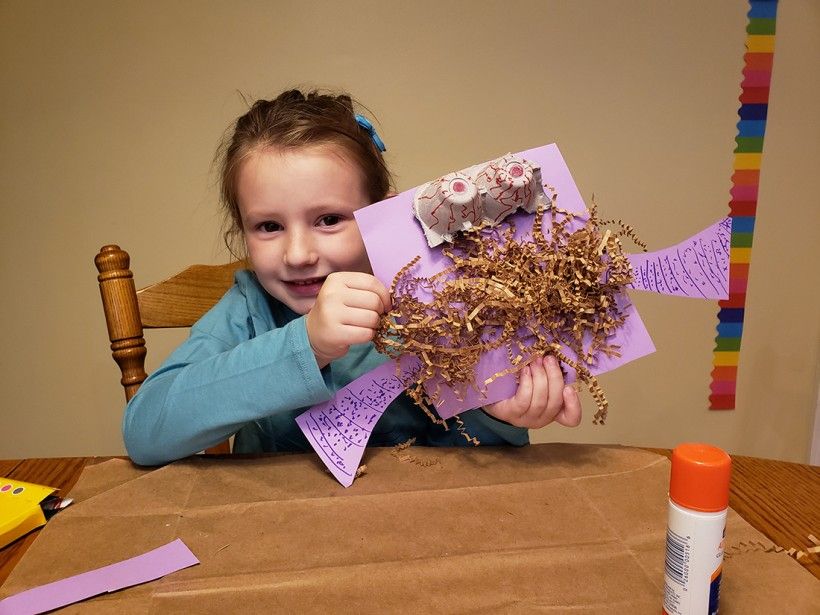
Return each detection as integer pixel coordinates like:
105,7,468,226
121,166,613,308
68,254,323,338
323,281,389,317
485,357,584,430
543,355,565,415
339,306,382,330
342,289,386,313
337,272,391,311
486,365,532,425
509,364,534,421
526,357,550,417
555,385,583,427
338,323,379,346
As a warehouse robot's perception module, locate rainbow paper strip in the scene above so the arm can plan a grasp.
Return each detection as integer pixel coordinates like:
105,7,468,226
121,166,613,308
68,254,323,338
709,0,778,410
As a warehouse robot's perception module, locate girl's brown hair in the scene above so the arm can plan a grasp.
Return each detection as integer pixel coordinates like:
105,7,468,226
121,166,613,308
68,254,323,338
216,89,393,256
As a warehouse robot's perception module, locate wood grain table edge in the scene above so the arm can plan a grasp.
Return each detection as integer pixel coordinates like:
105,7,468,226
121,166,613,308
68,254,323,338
645,447,820,579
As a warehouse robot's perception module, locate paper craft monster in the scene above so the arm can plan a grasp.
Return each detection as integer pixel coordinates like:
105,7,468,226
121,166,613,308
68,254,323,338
296,144,730,486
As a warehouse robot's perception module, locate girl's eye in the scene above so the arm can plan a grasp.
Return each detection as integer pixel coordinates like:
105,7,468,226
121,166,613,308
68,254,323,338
318,215,342,227
260,221,281,233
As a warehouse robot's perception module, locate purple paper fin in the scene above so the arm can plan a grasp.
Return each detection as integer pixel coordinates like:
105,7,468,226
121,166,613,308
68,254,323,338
296,360,406,487
626,217,731,299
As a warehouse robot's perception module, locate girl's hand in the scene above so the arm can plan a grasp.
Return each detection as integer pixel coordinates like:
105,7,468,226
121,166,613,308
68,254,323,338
483,356,582,429
306,272,391,368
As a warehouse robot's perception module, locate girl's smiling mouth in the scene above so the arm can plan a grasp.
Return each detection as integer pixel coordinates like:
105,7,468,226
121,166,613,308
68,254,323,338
284,277,326,296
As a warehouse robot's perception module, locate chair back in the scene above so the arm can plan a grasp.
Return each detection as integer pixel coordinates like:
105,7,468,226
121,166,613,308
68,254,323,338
95,244,243,454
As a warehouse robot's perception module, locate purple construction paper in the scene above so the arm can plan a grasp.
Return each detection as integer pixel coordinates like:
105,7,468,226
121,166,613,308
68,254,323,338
357,144,589,287
430,294,652,419
354,144,655,417
296,360,407,487
0,539,198,615
627,217,731,299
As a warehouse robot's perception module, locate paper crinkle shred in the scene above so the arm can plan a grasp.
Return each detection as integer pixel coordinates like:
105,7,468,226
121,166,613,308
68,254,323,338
375,195,642,425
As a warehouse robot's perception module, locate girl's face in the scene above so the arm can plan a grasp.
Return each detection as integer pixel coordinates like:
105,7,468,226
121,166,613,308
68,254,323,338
237,145,373,315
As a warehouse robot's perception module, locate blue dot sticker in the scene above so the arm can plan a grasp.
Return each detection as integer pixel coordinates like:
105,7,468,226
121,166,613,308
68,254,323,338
12,486,24,495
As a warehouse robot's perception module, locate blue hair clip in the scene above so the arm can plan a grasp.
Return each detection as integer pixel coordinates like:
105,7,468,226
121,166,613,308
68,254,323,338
355,113,387,152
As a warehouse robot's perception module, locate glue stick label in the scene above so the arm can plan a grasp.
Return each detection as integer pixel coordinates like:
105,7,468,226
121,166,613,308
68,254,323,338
663,500,726,615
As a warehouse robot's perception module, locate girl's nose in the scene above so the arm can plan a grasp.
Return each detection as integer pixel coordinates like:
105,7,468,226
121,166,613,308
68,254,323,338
283,231,319,267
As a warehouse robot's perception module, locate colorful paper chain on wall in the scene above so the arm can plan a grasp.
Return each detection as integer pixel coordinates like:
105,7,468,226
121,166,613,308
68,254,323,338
709,0,778,410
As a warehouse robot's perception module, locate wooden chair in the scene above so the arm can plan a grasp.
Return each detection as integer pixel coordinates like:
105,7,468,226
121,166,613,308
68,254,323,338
95,245,244,454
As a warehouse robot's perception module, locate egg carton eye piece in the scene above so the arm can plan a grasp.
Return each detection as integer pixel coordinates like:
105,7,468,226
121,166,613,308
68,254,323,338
475,155,548,222
413,154,551,247
413,172,482,248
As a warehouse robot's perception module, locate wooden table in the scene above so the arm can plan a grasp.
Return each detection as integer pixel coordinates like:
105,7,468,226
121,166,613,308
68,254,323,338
1,450,818,588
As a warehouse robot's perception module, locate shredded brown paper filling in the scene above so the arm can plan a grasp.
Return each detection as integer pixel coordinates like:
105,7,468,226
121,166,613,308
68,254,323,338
375,196,643,427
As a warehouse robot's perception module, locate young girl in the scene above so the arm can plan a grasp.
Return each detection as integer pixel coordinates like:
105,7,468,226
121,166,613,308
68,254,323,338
123,89,582,466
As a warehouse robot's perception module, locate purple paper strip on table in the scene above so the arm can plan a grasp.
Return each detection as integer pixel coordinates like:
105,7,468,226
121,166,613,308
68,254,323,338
0,538,199,615
296,360,408,487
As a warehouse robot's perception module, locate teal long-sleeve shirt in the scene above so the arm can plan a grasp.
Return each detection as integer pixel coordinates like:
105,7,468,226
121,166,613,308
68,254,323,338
123,270,528,465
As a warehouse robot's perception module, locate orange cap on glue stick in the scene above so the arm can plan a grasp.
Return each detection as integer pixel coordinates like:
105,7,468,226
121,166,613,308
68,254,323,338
669,443,732,512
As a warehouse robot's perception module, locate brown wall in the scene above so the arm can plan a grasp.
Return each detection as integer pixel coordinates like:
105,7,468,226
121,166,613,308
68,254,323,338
1,1,817,462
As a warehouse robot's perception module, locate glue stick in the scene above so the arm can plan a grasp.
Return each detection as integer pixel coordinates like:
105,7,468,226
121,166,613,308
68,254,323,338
663,443,731,615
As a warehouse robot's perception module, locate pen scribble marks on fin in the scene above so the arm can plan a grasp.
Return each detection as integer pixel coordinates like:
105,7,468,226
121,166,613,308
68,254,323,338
627,218,731,299
296,362,409,485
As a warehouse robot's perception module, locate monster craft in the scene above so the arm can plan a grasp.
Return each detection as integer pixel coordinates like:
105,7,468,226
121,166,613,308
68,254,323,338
296,144,730,486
